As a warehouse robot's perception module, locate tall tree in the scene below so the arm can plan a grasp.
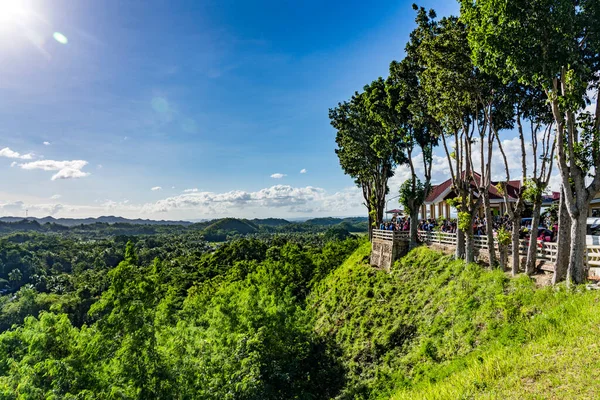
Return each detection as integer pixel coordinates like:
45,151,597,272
417,12,482,262
495,86,555,275
473,74,517,268
330,83,404,240
461,0,600,284
523,123,556,275
385,8,439,250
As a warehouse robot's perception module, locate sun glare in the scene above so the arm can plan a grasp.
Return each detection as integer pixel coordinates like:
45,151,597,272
0,0,33,25
0,0,58,57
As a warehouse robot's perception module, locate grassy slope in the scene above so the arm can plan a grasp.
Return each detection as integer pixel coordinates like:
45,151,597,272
392,293,600,400
308,243,600,399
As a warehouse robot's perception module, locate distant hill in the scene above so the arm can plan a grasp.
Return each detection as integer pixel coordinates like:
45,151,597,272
0,215,367,239
0,216,192,227
202,218,259,239
251,218,291,227
305,217,368,226
304,217,345,226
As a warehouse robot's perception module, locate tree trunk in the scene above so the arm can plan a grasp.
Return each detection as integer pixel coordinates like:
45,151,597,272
482,194,497,267
376,198,385,233
409,207,419,250
567,211,588,285
465,231,475,263
368,213,374,242
499,244,508,271
511,217,521,275
552,190,571,284
456,228,465,259
525,200,542,275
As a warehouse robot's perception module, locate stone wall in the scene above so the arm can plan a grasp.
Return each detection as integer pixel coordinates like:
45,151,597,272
371,239,409,271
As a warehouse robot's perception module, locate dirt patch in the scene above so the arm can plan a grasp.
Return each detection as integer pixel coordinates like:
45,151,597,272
531,271,553,287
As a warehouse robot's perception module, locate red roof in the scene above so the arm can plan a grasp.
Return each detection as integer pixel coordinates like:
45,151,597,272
425,181,453,204
386,209,404,214
425,172,521,203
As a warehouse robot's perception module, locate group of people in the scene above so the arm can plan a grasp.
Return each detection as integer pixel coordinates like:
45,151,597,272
379,217,411,232
378,214,559,242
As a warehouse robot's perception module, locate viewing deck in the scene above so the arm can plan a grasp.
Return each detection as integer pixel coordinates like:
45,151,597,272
372,229,600,275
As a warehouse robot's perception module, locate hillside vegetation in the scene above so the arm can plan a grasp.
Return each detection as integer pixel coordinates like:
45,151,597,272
0,217,368,241
1,231,599,399
309,244,600,399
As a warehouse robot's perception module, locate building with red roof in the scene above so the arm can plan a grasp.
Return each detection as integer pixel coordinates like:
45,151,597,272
421,172,521,219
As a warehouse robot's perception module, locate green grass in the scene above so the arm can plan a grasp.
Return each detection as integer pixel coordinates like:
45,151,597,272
308,244,600,399
391,292,600,399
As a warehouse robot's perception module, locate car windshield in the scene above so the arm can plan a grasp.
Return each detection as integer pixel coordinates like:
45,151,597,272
588,225,600,236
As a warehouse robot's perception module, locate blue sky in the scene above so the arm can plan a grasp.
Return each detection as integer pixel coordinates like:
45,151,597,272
0,0,461,220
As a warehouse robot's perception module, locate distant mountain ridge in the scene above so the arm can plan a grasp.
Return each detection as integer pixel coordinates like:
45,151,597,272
0,216,193,227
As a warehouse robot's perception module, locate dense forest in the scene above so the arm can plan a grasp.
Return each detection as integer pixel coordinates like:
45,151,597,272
0,216,367,241
0,225,363,398
2,227,600,399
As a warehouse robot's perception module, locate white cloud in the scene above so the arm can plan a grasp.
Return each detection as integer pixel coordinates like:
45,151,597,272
0,183,370,219
101,200,118,210
183,188,199,193
0,201,64,216
18,160,90,180
151,186,162,191
10,162,17,167
140,185,328,214
0,147,34,160
50,194,61,200
270,173,286,179
300,168,307,174
43,141,51,146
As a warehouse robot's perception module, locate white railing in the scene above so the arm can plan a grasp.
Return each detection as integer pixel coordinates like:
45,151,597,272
373,229,593,268
587,246,600,267
417,231,458,246
519,239,558,263
372,229,409,242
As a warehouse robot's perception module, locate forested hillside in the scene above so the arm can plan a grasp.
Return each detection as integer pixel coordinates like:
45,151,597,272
0,216,368,240
1,228,599,399
0,230,362,398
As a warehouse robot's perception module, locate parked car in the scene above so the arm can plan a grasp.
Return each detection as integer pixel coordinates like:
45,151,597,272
587,218,600,245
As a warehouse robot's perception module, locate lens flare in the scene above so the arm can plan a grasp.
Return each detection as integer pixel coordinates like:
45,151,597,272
53,32,68,44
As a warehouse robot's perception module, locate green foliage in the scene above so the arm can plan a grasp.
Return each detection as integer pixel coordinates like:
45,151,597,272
0,230,362,399
324,225,352,242
330,80,406,230
445,196,461,209
399,178,426,211
497,227,511,247
522,179,546,203
0,217,368,242
542,203,559,225
0,226,599,399
457,211,472,233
